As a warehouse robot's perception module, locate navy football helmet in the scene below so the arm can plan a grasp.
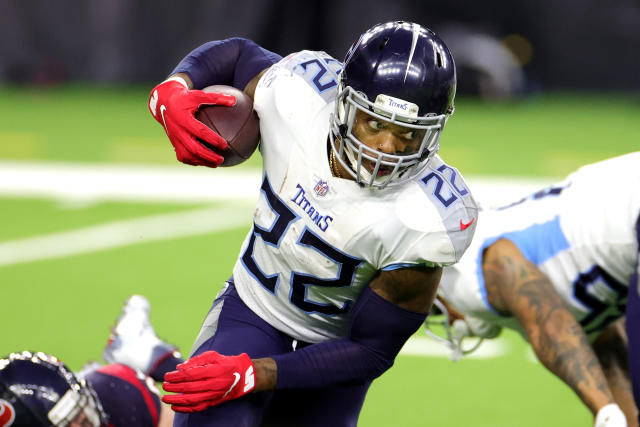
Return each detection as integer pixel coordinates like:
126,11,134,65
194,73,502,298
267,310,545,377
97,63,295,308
0,351,106,427
330,21,456,188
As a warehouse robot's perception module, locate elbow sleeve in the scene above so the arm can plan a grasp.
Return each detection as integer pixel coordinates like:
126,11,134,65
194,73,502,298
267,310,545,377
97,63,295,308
171,37,281,90
273,287,427,388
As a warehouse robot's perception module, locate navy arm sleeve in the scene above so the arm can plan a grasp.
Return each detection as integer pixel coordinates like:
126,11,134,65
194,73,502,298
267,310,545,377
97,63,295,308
272,286,427,388
171,37,282,91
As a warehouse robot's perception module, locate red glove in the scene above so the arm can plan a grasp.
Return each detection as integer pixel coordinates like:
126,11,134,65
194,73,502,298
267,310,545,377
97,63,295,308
148,78,237,167
162,351,255,413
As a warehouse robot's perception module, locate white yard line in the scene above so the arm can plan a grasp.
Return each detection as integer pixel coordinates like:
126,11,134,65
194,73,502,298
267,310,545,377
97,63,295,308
0,204,254,267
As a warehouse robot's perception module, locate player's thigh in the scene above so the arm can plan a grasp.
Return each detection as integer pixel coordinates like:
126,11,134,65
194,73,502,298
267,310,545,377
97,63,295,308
173,393,276,427
174,282,290,427
261,380,371,427
189,281,290,358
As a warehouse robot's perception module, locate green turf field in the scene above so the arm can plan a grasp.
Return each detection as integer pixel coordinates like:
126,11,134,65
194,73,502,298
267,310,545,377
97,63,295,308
1,85,638,426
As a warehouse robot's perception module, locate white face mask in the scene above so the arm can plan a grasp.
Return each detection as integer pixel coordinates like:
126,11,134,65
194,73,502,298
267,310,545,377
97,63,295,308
329,85,450,188
48,382,103,427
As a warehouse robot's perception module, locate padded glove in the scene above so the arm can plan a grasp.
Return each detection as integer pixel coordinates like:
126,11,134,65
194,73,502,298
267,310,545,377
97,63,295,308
148,78,236,167
162,351,255,413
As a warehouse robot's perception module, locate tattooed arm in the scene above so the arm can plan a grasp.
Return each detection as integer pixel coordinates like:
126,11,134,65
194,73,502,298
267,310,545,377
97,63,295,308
483,238,615,416
592,319,638,426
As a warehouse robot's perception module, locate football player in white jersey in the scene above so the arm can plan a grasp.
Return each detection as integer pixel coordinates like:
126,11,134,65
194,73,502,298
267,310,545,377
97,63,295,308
148,21,477,427
432,152,640,427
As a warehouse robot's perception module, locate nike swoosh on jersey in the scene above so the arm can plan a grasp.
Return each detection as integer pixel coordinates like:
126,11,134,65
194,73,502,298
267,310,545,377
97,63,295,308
223,372,241,398
460,218,475,230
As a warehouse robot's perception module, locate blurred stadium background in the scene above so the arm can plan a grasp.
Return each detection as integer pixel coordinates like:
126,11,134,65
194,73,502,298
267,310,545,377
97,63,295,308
1,1,639,425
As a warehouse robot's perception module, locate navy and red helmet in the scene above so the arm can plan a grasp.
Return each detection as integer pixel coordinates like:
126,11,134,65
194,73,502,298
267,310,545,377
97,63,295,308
0,351,106,427
330,21,457,188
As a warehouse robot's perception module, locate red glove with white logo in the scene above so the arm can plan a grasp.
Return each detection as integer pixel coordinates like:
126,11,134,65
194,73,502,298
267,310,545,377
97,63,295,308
148,78,237,167
162,351,255,413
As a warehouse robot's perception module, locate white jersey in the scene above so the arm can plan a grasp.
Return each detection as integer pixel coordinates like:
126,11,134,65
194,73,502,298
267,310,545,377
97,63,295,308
231,51,478,343
439,153,640,340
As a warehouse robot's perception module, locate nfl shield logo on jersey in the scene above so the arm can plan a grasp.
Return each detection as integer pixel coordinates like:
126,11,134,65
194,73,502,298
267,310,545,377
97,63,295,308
314,180,329,197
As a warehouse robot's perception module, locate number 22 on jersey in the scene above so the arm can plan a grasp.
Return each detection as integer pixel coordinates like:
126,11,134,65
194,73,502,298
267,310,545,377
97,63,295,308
241,176,362,316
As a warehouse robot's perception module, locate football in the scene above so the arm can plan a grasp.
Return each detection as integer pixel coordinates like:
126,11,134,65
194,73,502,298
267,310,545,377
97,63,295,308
196,85,260,167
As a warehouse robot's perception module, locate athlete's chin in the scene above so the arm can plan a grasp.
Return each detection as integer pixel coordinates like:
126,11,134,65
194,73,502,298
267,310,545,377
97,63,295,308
364,164,393,176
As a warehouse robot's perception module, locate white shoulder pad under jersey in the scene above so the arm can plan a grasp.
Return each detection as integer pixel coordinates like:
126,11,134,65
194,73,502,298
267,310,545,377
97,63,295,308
439,152,640,340
232,50,478,343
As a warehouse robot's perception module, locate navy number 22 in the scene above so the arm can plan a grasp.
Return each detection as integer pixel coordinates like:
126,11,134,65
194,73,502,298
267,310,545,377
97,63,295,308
241,177,362,315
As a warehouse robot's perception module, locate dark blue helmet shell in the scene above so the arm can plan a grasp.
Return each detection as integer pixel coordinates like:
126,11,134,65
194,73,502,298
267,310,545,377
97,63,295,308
0,351,106,427
341,21,456,116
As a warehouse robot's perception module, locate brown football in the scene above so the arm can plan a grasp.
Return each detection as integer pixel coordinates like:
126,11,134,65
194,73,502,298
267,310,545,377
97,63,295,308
195,85,260,167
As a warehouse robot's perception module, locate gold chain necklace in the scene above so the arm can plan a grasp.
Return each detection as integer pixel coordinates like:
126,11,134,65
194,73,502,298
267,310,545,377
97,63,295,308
329,150,342,178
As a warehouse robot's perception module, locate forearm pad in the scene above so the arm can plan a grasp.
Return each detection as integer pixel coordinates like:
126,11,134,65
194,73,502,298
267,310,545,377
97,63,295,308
273,286,427,388
171,37,282,90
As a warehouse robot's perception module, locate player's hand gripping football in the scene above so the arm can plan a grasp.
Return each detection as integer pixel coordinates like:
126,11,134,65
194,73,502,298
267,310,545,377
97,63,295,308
162,351,255,413
148,78,237,167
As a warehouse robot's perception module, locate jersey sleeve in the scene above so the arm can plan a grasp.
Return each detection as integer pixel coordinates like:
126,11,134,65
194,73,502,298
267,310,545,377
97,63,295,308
252,50,341,185
254,50,342,112
371,160,478,269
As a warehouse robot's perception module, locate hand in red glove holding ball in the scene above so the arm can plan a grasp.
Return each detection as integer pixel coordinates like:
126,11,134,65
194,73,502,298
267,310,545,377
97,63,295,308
148,77,236,167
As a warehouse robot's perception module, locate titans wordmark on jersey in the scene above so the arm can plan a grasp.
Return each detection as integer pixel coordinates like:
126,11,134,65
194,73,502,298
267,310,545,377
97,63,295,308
439,152,640,340
230,51,478,343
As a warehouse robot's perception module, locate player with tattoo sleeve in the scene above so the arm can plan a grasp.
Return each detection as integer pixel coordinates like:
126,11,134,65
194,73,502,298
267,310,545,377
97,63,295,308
148,21,477,426
431,152,640,426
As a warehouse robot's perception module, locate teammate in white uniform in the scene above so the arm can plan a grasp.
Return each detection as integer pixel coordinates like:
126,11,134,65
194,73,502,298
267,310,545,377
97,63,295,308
148,22,477,427
434,152,640,426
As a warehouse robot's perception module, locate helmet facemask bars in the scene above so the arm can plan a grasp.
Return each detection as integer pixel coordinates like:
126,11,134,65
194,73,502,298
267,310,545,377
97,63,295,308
47,379,104,427
329,84,449,188
332,21,457,188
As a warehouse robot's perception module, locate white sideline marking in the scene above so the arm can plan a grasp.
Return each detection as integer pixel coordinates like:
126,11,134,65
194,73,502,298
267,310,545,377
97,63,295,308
0,204,254,267
0,160,554,206
0,161,261,204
